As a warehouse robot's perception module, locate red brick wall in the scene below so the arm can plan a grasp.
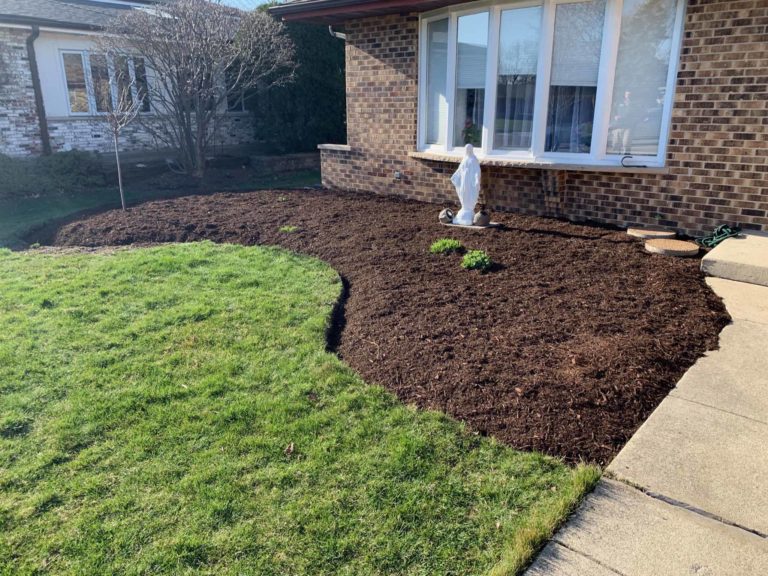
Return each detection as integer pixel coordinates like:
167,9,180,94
321,1,768,235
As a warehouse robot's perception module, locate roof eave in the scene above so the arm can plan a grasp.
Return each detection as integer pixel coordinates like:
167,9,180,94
269,0,466,23
0,14,103,32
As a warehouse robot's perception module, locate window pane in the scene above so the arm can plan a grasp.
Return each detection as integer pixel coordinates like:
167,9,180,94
607,0,677,156
114,55,133,108
134,57,151,112
493,6,541,151
545,0,606,153
63,53,88,113
425,18,449,145
89,54,112,113
454,11,488,148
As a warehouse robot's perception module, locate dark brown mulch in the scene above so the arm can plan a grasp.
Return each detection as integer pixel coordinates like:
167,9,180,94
51,188,730,464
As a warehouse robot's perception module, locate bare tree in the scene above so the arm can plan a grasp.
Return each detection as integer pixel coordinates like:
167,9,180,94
91,65,142,210
100,0,295,179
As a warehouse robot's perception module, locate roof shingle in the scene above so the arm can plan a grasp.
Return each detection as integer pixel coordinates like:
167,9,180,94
0,0,155,31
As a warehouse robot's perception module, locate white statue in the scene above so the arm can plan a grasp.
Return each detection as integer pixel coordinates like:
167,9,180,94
450,144,481,226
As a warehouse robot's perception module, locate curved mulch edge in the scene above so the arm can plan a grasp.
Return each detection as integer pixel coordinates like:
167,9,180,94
50,188,731,465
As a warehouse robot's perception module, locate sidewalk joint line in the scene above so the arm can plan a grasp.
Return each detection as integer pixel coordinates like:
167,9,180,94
667,393,768,427
606,477,768,539
551,540,630,576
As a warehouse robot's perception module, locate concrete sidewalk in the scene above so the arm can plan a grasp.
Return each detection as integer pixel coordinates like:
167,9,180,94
526,275,768,575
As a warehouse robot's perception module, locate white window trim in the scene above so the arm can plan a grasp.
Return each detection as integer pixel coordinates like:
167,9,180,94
60,50,91,117
60,49,153,117
417,0,686,169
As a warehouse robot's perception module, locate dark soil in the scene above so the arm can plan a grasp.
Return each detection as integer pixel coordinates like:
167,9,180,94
51,189,730,464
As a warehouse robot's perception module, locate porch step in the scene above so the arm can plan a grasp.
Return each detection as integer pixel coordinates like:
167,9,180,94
701,232,768,287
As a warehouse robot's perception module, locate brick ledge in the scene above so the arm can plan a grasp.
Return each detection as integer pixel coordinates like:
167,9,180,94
318,143,352,152
408,151,670,174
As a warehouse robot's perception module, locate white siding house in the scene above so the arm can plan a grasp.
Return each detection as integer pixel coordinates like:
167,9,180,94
0,0,254,157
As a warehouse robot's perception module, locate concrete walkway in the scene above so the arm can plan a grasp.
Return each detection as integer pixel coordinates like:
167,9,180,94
526,240,768,575
701,232,768,288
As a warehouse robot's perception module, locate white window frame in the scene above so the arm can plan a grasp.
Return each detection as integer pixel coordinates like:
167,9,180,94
417,0,686,168
60,50,91,117
418,13,452,153
60,49,153,116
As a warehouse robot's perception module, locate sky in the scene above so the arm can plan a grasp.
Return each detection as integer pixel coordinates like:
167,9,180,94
219,0,271,9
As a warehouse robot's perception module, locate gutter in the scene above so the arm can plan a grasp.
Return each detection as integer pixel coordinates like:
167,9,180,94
269,0,468,22
0,14,102,32
25,26,52,155
270,0,379,16
328,25,346,40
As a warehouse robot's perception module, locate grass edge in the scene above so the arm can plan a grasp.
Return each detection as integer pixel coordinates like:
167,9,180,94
487,463,602,576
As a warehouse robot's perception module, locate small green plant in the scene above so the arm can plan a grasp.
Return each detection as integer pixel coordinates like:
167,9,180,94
461,250,492,272
279,225,298,233
429,238,464,255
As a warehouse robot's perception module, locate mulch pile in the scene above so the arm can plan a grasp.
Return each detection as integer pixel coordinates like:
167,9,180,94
51,189,730,464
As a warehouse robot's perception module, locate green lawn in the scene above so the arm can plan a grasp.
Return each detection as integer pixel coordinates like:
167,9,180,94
0,243,598,575
0,170,320,248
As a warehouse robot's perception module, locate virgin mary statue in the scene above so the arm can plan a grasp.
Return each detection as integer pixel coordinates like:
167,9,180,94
450,144,481,226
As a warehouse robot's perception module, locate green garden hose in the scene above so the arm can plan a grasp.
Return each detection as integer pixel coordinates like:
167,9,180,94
695,224,742,249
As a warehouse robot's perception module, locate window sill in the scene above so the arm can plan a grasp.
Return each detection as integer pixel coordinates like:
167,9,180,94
409,151,669,174
318,144,352,152
50,114,154,121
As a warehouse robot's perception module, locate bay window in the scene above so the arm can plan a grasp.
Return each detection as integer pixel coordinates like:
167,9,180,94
425,18,449,146
544,0,605,153
494,5,541,151
418,0,685,167
62,50,151,115
454,11,488,147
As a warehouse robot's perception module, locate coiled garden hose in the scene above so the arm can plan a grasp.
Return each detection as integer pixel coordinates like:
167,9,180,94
695,224,742,249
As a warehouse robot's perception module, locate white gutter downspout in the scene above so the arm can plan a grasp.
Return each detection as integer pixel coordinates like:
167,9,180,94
25,26,52,155
328,25,346,40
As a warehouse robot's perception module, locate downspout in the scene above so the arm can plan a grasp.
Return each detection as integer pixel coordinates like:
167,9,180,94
328,25,346,41
25,26,51,155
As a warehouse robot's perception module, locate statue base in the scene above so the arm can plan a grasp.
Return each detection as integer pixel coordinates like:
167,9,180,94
440,221,501,230
452,209,475,226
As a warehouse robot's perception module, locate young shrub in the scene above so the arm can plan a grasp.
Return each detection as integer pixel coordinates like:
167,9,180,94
461,250,492,272
0,151,106,200
430,238,464,255
279,225,298,233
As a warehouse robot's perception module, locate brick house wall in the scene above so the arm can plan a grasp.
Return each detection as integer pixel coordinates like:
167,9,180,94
46,114,254,155
320,0,768,235
0,28,43,156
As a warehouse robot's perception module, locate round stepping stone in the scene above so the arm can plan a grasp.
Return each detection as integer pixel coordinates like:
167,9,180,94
645,238,700,257
627,226,677,240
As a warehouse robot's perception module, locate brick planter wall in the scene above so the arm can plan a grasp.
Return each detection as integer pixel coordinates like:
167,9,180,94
47,114,254,155
321,1,768,235
250,152,320,174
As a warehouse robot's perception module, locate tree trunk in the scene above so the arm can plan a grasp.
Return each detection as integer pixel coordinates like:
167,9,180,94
193,138,206,180
114,132,126,211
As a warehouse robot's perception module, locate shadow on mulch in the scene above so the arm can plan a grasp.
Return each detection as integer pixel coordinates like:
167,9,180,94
49,188,730,465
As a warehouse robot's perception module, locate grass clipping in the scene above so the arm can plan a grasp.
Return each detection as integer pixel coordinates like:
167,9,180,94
0,243,598,575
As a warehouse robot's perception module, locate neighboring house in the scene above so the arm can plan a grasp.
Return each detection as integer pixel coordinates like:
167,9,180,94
0,0,253,157
270,0,767,235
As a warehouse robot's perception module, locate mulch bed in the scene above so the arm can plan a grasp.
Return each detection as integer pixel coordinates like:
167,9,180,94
51,189,730,464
